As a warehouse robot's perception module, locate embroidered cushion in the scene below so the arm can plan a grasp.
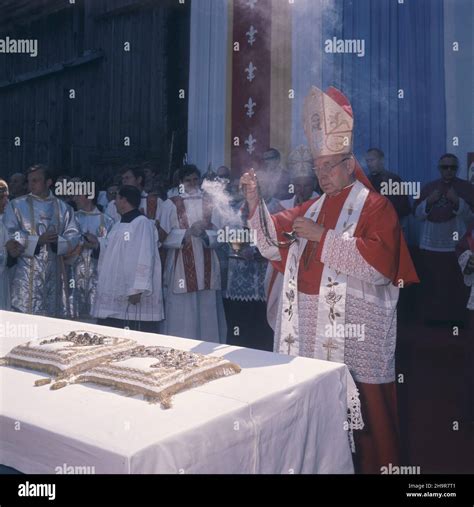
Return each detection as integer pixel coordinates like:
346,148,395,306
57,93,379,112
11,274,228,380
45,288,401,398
1,330,137,381
75,345,241,408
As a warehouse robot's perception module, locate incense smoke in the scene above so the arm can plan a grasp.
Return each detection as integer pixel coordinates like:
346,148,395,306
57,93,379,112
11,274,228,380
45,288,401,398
201,180,243,228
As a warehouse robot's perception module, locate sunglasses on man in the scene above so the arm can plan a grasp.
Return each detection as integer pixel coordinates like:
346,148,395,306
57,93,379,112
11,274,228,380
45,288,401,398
439,164,458,171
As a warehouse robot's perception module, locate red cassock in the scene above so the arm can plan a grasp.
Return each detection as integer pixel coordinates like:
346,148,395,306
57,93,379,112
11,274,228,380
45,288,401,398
259,175,419,473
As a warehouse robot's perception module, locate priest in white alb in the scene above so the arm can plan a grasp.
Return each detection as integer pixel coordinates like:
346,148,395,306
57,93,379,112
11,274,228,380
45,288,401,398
241,86,419,473
159,165,226,342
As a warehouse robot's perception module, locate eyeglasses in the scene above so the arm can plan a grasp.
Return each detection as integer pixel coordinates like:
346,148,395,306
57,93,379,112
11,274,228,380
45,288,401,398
314,156,352,175
439,165,458,171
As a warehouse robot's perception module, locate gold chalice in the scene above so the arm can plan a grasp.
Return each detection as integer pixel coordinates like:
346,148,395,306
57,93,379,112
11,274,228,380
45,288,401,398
228,227,251,260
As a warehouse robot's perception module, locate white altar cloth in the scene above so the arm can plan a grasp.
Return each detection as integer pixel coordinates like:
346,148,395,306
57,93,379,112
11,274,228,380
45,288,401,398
0,310,354,474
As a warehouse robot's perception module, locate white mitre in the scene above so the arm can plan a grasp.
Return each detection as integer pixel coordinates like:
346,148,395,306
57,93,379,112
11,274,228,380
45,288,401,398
303,86,354,158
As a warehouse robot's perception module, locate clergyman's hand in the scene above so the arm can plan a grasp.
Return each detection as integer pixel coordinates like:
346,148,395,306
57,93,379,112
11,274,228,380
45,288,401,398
426,189,442,206
38,230,58,246
465,254,474,275
292,217,325,242
6,240,25,258
190,221,206,237
83,232,99,250
446,188,459,208
239,169,259,212
128,293,142,305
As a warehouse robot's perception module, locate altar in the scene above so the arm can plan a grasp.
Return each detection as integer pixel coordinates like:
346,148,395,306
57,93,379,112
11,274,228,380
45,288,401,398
0,310,355,474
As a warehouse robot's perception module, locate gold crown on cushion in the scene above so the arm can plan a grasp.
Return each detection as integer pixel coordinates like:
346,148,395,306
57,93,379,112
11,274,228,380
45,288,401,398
303,86,353,158
287,145,313,175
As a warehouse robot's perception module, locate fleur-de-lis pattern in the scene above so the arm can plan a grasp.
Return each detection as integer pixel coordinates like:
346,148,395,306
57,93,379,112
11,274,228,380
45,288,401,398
244,97,257,118
246,25,258,46
244,134,257,154
245,61,257,82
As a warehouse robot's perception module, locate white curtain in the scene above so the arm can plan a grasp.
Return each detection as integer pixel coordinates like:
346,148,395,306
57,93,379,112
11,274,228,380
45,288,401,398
187,0,230,173
443,0,474,168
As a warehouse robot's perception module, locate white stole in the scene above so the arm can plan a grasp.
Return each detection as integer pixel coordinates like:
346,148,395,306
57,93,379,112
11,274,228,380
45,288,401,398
278,180,369,361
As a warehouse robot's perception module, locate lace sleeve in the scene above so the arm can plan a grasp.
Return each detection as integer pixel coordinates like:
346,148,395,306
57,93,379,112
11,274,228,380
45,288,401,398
345,369,364,453
247,203,281,261
414,199,428,220
458,249,474,287
321,229,390,285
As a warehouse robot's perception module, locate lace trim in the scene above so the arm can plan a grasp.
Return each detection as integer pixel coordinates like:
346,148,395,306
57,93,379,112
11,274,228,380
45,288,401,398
225,295,266,302
247,205,281,261
458,249,474,310
458,249,472,278
321,229,381,283
346,377,364,452
226,256,267,301
291,292,397,383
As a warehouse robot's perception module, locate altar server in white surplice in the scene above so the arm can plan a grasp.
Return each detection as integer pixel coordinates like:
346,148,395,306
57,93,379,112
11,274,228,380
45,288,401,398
92,185,164,333
159,165,227,343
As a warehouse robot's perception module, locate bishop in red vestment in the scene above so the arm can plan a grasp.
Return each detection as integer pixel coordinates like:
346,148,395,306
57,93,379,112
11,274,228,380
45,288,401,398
242,86,419,473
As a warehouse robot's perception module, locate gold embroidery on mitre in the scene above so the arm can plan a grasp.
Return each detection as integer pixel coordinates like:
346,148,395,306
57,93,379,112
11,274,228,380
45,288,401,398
303,86,354,157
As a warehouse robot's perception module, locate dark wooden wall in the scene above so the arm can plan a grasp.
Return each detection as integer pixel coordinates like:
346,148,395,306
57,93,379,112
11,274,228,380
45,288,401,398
0,0,190,186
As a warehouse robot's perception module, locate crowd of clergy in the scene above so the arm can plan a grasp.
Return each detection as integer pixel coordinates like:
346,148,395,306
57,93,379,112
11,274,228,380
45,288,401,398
1,149,473,341
0,87,473,473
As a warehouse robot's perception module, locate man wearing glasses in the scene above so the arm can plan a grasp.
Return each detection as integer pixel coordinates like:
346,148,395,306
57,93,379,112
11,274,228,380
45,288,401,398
242,86,419,473
414,154,474,325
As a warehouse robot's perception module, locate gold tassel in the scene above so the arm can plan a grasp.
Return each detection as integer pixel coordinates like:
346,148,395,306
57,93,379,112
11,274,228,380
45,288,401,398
34,378,52,387
1,358,63,377
74,362,241,408
50,381,68,390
